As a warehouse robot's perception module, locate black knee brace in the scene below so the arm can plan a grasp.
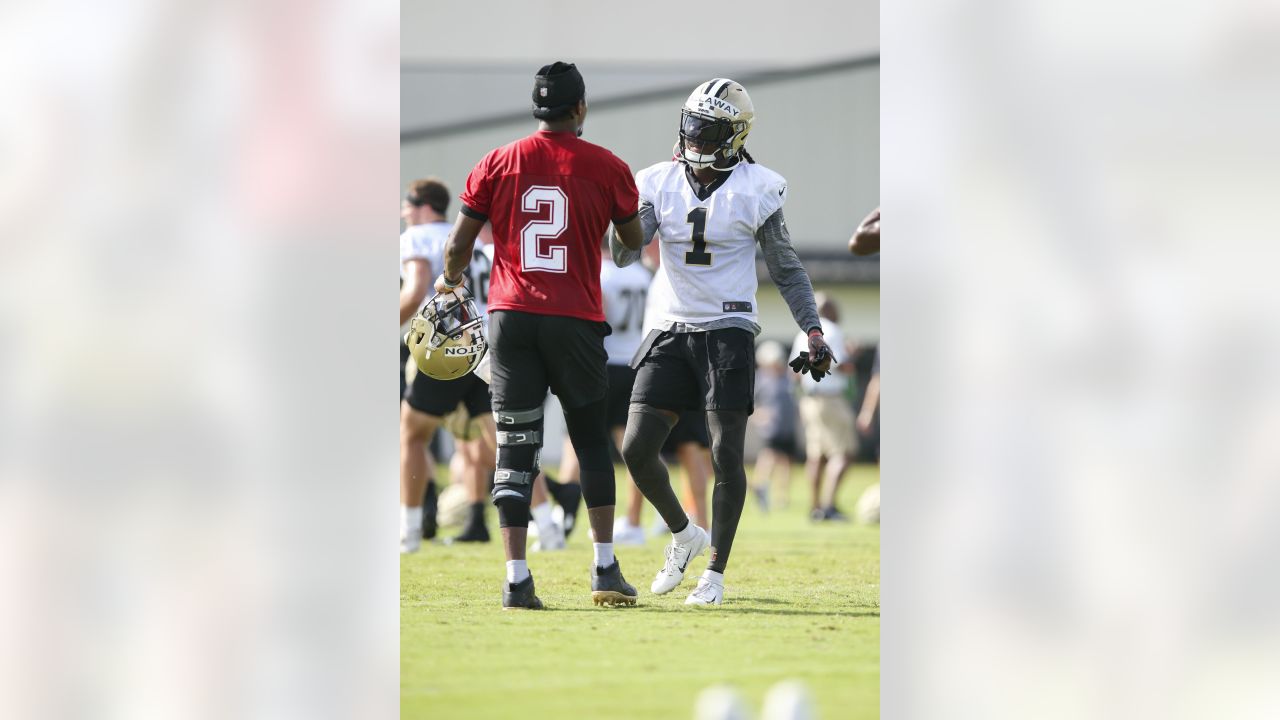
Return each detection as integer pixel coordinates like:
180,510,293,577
563,398,616,508
491,406,543,528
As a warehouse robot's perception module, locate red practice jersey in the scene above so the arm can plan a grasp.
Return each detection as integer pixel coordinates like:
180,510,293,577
459,130,639,322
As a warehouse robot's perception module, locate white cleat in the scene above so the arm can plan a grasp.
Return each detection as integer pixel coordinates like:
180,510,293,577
650,524,709,594
685,571,725,606
531,521,566,552
400,532,422,555
612,520,647,546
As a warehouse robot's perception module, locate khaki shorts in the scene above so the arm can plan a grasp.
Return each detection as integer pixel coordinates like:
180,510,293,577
443,402,486,442
799,394,857,459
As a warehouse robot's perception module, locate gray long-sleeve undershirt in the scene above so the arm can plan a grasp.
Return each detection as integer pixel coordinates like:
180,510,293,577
610,206,821,336
610,200,658,267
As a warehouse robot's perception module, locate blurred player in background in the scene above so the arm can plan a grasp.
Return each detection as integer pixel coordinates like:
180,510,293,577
849,206,879,255
855,348,881,524
750,340,800,512
399,178,453,552
444,225,498,544
792,294,857,522
559,235,654,544
613,79,831,605
857,349,880,451
436,61,646,609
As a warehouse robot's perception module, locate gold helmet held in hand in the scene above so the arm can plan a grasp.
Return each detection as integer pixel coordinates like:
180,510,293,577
405,288,487,380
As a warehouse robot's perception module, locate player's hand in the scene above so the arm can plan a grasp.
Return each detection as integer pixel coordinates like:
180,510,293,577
788,332,837,382
434,272,464,294
807,331,834,374
856,411,874,435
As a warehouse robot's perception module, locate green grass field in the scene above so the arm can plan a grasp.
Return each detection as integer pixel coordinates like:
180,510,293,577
401,464,880,720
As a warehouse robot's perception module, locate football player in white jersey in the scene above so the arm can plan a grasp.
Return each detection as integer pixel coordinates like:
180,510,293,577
612,79,835,605
399,178,453,551
443,226,500,544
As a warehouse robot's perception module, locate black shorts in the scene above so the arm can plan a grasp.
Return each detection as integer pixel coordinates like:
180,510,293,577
662,411,710,457
631,328,755,414
489,310,610,412
400,342,410,400
764,433,800,459
605,364,637,428
403,369,491,418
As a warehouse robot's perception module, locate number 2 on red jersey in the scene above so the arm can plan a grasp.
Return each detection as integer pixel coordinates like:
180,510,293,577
520,185,568,273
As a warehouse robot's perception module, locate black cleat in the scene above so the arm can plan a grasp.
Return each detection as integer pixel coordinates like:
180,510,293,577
752,486,770,513
422,482,439,540
503,574,544,610
450,523,490,543
546,477,582,538
822,506,851,523
591,560,638,607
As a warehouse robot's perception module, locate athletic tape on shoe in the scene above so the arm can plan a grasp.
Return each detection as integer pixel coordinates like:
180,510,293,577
493,407,543,425
496,429,543,446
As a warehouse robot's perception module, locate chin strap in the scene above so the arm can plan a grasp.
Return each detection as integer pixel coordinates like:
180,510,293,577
673,143,742,172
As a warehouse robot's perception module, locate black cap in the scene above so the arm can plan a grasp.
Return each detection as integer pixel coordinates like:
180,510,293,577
532,61,585,117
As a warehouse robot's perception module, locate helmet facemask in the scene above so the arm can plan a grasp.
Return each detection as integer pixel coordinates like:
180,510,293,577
677,109,745,170
405,288,488,380
675,79,754,172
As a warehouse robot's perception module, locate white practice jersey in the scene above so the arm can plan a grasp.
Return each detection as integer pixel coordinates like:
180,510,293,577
636,161,787,328
400,221,450,310
468,243,495,328
600,259,652,365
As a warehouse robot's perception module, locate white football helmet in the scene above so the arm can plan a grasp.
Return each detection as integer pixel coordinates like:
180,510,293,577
675,78,755,171
405,288,487,380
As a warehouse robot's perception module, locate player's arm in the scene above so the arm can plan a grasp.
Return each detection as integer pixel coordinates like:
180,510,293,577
435,209,486,293
400,258,432,325
857,368,880,434
758,209,821,337
759,210,834,376
610,201,655,267
850,206,880,256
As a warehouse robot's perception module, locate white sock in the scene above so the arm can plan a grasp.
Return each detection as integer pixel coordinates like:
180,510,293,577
672,521,698,545
402,505,423,537
506,560,529,584
530,502,554,534
701,569,725,586
593,542,614,568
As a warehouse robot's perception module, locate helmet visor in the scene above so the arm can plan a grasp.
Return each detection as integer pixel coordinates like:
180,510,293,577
680,110,735,146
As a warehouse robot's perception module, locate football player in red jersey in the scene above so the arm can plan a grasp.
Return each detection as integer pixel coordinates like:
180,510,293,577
435,61,646,609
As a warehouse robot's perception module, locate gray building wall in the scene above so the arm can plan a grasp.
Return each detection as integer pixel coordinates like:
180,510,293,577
401,4,879,461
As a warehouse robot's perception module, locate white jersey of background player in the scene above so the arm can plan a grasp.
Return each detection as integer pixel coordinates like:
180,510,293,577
400,220,449,310
600,256,652,364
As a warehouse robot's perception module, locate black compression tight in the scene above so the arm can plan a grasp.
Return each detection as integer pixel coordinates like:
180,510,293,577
620,405,686,530
622,405,752,574
563,397,616,509
705,409,749,574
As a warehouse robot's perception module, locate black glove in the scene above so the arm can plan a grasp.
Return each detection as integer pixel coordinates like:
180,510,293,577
789,332,836,382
